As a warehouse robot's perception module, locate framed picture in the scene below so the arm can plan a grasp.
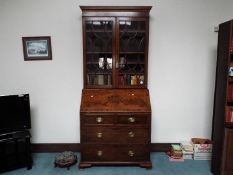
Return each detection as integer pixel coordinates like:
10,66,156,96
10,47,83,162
22,36,52,61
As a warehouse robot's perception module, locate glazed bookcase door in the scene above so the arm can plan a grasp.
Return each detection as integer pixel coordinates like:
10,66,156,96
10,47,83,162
83,17,115,88
225,27,233,126
117,18,148,88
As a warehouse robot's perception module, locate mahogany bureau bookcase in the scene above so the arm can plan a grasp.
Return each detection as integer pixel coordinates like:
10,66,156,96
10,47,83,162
79,6,152,169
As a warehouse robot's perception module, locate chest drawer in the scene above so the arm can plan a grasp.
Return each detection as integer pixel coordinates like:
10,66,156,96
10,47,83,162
81,114,114,125
81,127,150,144
82,144,150,162
117,114,149,125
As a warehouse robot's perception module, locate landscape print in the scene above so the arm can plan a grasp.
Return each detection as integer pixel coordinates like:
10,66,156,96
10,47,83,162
26,40,48,57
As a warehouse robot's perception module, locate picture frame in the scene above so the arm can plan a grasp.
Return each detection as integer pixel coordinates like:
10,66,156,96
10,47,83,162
22,36,52,61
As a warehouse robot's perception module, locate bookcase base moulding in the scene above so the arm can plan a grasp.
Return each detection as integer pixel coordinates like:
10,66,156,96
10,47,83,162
79,89,152,169
79,161,152,169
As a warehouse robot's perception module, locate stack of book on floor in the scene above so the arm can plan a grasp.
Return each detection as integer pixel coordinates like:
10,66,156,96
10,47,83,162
191,138,212,160
168,144,184,162
180,141,194,159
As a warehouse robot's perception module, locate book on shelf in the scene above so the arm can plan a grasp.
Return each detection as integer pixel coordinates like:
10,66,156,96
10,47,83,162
139,75,144,85
97,75,104,85
118,75,126,86
230,40,233,53
104,75,108,85
107,75,112,85
127,75,131,85
87,74,95,85
131,75,137,85
94,75,98,85
228,84,233,100
226,107,233,123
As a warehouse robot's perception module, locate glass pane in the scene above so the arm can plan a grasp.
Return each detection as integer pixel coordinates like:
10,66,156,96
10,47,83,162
86,21,112,31
118,20,146,87
120,32,145,52
85,20,113,86
86,32,112,53
119,21,145,31
118,54,145,86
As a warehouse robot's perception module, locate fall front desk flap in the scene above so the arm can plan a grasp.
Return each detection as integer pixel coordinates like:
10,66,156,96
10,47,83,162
80,89,151,112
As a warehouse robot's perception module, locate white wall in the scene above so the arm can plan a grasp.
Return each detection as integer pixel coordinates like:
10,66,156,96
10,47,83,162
0,0,233,143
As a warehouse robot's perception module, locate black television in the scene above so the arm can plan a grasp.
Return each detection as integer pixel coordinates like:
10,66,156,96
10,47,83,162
0,94,31,132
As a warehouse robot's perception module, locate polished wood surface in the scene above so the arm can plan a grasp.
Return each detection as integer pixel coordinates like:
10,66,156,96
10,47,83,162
80,89,151,112
80,111,151,169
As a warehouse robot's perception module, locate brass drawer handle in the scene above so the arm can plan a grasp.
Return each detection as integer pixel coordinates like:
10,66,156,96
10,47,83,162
97,132,103,138
128,150,134,157
128,117,135,123
128,131,135,138
97,150,103,156
96,117,103,123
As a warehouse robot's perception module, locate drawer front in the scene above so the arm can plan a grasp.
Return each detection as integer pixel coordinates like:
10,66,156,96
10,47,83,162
81,115,115,125
82,127,150,144
81,127,116,143
117,128,150,144
81,144,150,162
117,114,149,125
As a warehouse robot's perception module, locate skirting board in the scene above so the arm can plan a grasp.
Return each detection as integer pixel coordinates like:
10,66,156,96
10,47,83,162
31,143,172,153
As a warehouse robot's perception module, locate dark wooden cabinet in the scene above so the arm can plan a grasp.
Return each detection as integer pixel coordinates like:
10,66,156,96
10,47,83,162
0,130,32,173
79,6,152,169
211,20,233,175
